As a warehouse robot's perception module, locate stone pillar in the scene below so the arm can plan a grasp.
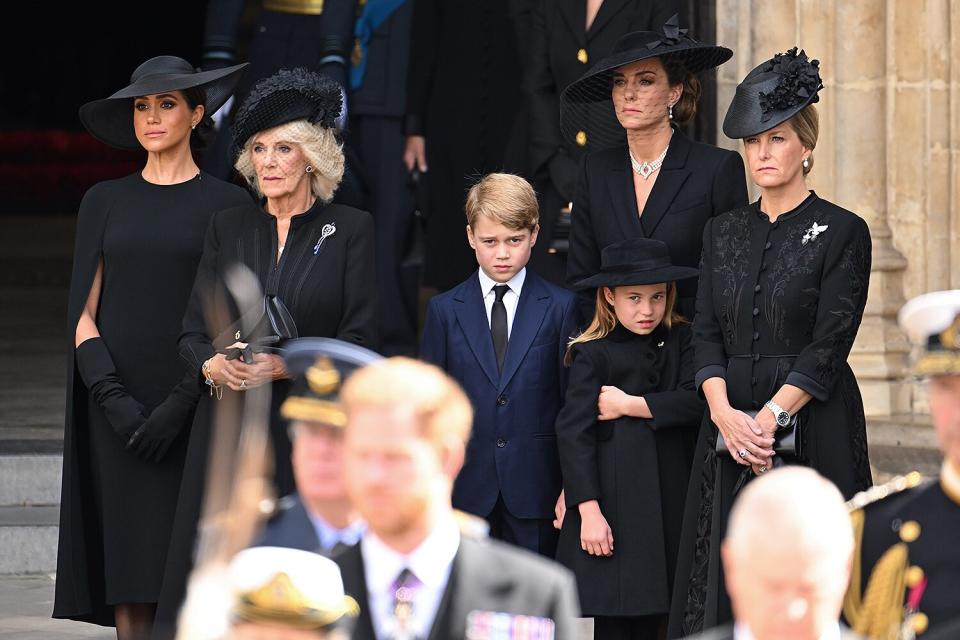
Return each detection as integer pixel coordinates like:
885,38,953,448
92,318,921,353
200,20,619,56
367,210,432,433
715,0,913,417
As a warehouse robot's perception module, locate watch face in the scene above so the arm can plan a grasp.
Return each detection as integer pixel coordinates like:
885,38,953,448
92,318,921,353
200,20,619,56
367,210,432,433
777,412,790,426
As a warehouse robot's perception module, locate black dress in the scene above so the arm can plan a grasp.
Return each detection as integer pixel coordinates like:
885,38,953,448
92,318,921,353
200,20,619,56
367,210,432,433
556,323,704,620
566,130,748,320
54,172,251,625
152,198,377,638
668,193,873,637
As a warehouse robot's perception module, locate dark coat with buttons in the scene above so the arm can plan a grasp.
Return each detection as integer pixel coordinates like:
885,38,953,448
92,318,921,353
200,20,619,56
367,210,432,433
850,477,960,636
566,130,749,320
556,322,703,617
420,269,579,521
668,193,873,637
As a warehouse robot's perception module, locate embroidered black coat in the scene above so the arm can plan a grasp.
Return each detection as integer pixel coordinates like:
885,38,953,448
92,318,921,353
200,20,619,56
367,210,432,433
556,323,704,617
668,193,873,637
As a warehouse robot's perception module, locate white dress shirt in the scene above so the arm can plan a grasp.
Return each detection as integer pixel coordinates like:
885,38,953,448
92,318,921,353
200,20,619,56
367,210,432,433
477,267,526,340
362,515,461,640
305,511,365,552
734,621,842,640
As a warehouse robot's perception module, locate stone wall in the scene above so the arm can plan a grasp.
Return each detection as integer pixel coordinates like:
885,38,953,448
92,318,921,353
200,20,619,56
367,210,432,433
714,0,959,416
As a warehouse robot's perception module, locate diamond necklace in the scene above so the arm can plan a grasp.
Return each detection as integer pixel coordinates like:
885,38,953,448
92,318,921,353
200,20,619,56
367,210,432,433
629,130,673,179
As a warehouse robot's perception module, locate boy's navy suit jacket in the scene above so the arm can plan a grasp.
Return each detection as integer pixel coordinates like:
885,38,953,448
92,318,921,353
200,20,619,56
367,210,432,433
420,269,579,520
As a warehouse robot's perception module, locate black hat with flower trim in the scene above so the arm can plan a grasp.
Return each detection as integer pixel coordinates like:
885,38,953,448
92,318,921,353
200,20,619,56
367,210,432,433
723,47,824,139
231,67,342,158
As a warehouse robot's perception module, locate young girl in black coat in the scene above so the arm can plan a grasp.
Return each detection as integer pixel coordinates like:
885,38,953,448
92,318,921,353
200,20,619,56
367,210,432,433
555,238,705,640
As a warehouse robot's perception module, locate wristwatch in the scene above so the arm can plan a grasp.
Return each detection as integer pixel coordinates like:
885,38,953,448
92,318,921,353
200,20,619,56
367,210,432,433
764,400,791,427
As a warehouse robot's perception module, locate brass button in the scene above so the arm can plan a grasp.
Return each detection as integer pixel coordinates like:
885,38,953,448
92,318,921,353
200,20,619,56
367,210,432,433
577,48,588,64
899,520,921,543
905,565,925,588
911,612,929,635
575,130,587,146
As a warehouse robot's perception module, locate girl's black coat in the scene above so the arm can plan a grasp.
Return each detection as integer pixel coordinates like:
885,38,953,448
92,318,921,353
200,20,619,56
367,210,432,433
556,322,703,616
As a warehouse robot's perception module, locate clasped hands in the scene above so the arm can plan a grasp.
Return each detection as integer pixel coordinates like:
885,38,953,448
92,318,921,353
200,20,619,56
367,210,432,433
712,404,777,474
205,342,288,391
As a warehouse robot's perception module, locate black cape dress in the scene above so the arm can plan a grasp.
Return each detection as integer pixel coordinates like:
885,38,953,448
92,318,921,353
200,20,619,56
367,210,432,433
556,323,704,618
53,172,250,626
152,198,378,639
668,193,874,637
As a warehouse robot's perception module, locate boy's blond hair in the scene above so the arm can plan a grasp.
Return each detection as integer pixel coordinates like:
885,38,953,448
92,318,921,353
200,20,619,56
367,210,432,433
465,173,539,231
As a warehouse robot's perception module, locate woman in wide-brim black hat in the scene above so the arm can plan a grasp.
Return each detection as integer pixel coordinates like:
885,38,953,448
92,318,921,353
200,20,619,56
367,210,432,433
669,48,874,637
556,237,705,639
562,15,749,324
152,68,378,637
54,56,251,638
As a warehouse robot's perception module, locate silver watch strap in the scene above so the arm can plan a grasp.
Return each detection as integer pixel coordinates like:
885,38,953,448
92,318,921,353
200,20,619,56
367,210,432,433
765,399,789,418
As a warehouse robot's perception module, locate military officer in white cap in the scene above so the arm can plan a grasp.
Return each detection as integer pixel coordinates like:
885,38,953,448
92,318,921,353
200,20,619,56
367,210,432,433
228,546,358,639
843,290,960,639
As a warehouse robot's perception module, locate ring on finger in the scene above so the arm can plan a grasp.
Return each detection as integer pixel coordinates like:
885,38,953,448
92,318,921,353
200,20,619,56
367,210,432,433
737,448,748,458
239,378,247,390
758,465,768,474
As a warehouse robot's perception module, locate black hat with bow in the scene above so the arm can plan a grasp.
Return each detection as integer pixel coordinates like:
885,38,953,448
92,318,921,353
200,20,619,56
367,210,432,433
231,68,342,158
79,55,248,150
560,15,732,151
723,47,824,139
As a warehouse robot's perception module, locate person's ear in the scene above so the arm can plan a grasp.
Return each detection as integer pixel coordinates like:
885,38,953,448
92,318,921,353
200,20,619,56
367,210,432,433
603,286,616,306
466,225,476,250
529,224,540,247
439,434,465,480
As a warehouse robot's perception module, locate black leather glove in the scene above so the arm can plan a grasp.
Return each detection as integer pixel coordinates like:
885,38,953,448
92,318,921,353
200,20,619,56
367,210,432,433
548,152,579,203
127,371,201,463
75,338,146,443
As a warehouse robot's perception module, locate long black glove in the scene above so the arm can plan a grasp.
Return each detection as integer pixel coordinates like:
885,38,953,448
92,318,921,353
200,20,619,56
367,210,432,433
75,337,146,443
127,369,202,463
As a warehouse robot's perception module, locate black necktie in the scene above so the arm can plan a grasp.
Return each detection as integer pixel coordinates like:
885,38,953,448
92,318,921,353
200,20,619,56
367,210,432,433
491,284,509,371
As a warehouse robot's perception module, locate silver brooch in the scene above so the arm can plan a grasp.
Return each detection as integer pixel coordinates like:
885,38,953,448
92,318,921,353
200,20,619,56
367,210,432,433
657,340,665,348
801,222,829,245
313,222,337,255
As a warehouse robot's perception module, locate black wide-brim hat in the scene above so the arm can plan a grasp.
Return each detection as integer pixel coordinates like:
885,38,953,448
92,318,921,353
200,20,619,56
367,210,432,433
574,238,699,290
231,68,342,159
280,337,382,426
560,15,732,151
723,47,824,139
79,55,248,150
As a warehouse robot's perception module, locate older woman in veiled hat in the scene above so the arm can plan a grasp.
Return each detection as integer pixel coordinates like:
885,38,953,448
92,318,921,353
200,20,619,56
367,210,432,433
669,48,873,637
154,68,378,636
54,55,249,638
562,15,748,322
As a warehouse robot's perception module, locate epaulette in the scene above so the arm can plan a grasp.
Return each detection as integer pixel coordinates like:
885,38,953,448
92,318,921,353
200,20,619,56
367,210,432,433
846,471,924,512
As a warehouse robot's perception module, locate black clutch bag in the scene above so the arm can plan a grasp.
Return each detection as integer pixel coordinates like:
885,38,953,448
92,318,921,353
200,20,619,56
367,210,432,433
715,409,802,458
213,294,299,364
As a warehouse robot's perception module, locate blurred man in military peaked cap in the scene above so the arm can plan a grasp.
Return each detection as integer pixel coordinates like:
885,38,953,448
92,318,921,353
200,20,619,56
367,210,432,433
336,357,580,640
843,290,960,639
227,546,358,639
255,338,381,555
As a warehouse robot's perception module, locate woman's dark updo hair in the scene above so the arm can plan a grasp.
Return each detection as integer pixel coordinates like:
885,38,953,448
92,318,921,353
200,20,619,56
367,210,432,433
660,55,701,125
181,86,216,150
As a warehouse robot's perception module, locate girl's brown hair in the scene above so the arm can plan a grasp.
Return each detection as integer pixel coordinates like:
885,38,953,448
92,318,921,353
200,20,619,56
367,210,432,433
787,104,819,175
660,56,701,125
564,282,686,365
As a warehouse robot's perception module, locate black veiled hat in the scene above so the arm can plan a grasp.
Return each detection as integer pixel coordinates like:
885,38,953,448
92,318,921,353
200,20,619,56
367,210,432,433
231,68,342,158
280,338,382,427
79,55,248,150
573,238,699,290
560,15,732,151
722,47,824,139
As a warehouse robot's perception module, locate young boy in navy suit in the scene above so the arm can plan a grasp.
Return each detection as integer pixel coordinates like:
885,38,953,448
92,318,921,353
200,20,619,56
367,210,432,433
420,173,579,557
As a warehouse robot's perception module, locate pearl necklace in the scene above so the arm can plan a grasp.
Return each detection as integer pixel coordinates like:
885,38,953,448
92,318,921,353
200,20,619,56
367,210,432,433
629,131,673,179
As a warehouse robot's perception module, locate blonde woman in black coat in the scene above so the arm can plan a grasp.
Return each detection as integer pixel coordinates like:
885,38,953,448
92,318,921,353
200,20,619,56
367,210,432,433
563,17,747,319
